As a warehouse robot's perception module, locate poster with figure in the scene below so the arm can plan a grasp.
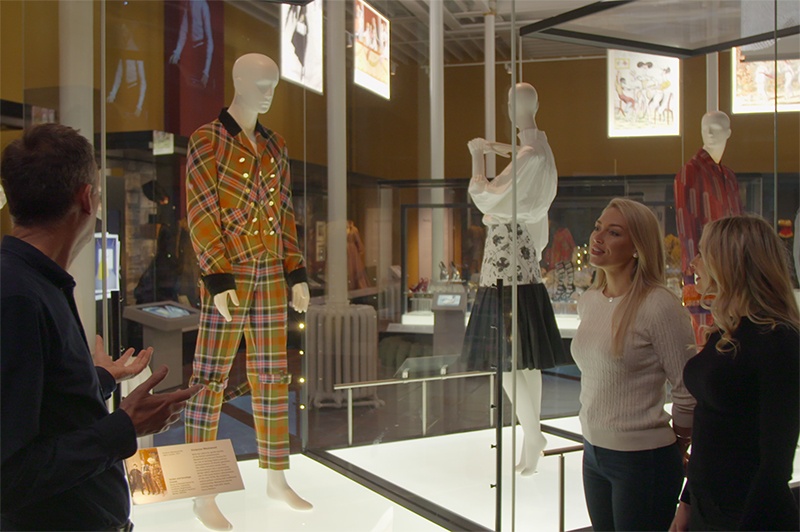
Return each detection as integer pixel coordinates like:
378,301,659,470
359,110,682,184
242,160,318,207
281,0,323,94
125,441,243,505
607,49,680,138
354,0,390,99
732,47,800,113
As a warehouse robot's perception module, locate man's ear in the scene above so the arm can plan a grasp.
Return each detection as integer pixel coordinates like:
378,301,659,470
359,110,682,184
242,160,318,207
77,183,94,214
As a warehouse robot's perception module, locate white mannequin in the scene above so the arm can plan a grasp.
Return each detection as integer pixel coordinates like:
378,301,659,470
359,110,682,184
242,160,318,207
700,110,731,164
193,53,311,532
468,83,552,476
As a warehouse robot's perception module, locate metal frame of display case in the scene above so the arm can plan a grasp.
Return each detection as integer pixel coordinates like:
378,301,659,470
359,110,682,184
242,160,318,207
520,0,800,59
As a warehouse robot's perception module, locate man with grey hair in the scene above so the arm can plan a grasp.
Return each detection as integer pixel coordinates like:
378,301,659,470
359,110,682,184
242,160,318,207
1,123,202,530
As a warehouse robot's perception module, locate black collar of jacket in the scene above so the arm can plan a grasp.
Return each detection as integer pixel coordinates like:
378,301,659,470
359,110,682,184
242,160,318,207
218,107,270,139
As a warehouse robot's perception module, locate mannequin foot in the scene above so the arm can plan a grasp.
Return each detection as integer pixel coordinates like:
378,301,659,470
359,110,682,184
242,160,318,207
193,495,233,531
267,470,313,511
515,433,547,476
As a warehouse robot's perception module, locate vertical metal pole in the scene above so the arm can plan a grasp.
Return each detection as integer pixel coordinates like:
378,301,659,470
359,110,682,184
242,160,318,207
422,381,428,436
60,0,96,351
559,454,566,532
494,279,504,531
489,373,495,427
347,388,353,446
430,0,445,273
484,1,496,178
326,0,348,305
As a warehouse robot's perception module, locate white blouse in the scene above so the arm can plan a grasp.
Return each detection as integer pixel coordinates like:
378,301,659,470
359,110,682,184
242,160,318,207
468,128,558,259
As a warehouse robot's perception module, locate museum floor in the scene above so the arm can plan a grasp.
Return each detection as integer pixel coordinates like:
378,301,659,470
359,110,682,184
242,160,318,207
137,345,799,532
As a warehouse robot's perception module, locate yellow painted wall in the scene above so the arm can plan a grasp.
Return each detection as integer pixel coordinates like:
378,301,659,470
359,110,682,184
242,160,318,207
2,1,797,182
1,1,24,104
443,53,799,179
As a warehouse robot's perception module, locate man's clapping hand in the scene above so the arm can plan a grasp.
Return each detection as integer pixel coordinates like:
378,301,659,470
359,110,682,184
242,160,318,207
119,366,203,436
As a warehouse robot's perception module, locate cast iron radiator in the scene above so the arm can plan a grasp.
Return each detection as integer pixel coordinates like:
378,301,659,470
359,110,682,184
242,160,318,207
306,303,382,408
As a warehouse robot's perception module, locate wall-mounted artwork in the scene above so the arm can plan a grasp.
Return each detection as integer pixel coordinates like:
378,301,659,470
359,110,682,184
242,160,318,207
607,49,680,138
732,47,800,114
354,0,390,100
281,0,324,94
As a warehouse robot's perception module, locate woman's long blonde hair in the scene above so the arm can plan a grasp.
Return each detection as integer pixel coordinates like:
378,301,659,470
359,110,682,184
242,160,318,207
592,198,672,356
699,214,800,354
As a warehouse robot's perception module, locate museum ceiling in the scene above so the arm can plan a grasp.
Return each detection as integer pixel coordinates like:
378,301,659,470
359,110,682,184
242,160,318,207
235,0,799,66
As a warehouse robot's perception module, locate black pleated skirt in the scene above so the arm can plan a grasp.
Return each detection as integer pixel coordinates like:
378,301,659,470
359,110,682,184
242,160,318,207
461,283,568,372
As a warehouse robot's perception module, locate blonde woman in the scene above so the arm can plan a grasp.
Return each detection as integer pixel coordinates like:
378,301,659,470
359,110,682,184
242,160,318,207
671,215,800,531
571,198,696,531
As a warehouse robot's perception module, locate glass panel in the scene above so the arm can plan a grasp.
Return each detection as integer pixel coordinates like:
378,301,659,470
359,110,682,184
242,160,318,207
3,1,797,530
550,0,800,52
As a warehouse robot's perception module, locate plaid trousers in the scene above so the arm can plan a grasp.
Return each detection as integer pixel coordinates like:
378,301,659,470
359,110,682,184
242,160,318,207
185,256,291,470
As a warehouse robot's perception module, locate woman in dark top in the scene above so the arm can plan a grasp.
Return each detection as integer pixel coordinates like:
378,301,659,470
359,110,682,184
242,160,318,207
670,214,800,531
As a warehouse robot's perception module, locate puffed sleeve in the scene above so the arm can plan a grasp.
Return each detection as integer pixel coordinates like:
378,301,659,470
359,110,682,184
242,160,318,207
276,142,307,288
186,128,236,296
674,161,699,279
469,146,556,224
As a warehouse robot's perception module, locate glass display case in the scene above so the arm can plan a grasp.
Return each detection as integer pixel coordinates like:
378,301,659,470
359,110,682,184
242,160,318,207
2,0,797,530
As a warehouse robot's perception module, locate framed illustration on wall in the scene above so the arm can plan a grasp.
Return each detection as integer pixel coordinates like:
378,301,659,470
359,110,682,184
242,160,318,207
732,47,800,114
353,0,390,99
281,0,324,94
607,49,680,138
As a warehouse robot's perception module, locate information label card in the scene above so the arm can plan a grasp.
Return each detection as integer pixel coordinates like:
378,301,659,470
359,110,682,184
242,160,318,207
125,440,244,505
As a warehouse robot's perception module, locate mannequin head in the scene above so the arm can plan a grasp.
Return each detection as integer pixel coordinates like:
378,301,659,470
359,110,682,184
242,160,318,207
231,53,280,116
701,110,731,163
508,82,539,130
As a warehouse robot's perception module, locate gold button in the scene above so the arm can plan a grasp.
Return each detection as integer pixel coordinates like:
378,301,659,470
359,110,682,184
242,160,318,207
250,202,255,207
243,172,250,178
269,187,275,193
254,230,259,235
270,157,274,163
238,157,246,163
268,200,274,206
269,230,275,235
270,173,276,178
244,188,250,193
252,218,258,223
268,216,274,221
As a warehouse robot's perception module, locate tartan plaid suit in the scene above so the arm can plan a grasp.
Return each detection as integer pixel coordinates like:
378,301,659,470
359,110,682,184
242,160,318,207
185,109,307,470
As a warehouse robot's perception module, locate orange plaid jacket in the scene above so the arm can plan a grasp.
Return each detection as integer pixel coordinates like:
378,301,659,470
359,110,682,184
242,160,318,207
186,109,307,296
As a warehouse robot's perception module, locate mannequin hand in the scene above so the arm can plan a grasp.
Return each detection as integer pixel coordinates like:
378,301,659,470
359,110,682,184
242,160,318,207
92,335,153,383
169,51,180,64
668,501,690,532
291,282,310,313
119,365,203,437
201,72,209,87
468,138,488,156
213,289,239,322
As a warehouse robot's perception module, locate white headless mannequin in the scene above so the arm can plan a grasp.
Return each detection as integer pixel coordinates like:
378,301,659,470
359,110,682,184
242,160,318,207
700,110,731,164
193,53,311,532
469,83,547,476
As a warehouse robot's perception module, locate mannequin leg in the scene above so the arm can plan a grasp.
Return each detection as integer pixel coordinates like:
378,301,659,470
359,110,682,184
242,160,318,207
187,267,253,531
266,470,313,510
193,495,233,531
248,257,312,511
502,368,546,476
